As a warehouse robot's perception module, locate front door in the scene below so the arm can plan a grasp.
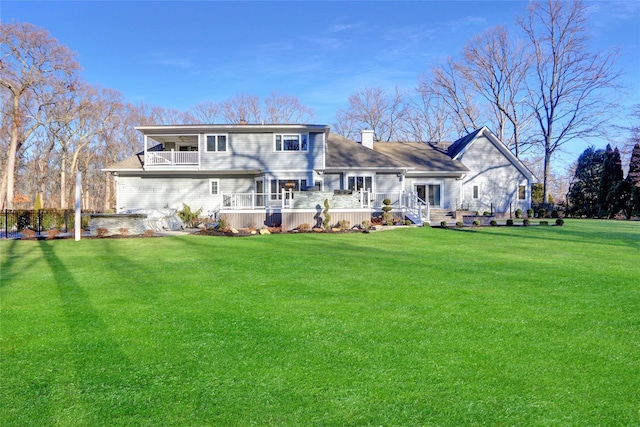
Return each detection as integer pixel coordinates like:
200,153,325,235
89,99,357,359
428,184,441,207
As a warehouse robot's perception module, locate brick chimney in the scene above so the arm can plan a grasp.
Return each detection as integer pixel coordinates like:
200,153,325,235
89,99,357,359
360,129,374,150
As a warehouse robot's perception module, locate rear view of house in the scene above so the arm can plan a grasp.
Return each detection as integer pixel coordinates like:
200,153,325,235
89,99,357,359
104,124,533,228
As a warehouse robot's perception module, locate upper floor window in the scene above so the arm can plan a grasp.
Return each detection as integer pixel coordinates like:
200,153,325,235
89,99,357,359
275,134,308,152
206,134,227,152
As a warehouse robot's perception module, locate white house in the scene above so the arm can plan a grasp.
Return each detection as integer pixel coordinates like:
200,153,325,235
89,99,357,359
104,124,533,228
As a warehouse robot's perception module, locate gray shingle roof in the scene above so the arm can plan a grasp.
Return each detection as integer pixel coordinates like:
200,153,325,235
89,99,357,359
374,142,469,173
103,154,143,171
325,132,407,169
447,128,483,159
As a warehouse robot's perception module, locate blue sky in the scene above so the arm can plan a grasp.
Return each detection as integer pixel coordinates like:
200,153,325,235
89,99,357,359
2,1,639,148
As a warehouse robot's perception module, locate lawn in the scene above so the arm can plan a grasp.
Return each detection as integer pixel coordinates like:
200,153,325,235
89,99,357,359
1,219,639,426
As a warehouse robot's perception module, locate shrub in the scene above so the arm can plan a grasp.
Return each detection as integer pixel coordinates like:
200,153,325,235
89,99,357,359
216,214,229,230
361,220,371,230
440,221,447,228
555,218,565,226
403,220,412,225
297,223,311,232
322,199,331,230
382,198,392,209
97,227,109,237
483,211,491,216
523,219,530,226
472,219,481,227
21,229,36,239
539,221,549,226
490,220,498,226
456,221,463,227
46,229,60,240
506,219,514,226
515,209,523,219
527,208,534,218
337,219,350,230
538,208,547,219
178,204,203,228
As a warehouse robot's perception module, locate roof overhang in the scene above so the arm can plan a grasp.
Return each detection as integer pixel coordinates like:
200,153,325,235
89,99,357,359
107,169,264,176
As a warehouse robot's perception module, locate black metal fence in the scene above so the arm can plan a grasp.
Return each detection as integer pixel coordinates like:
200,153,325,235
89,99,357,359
1,210,80,239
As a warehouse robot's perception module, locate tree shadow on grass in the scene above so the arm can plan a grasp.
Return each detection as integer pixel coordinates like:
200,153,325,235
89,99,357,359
37,240,142,423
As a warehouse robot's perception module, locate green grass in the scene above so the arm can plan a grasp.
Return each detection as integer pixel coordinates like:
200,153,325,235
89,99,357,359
1,219,639,426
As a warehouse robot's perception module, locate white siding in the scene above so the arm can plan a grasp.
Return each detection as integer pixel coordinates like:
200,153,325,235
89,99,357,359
458,135,530,212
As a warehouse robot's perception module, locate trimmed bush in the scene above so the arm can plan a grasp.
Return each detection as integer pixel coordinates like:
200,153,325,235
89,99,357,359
490,220,498,226
527,208,534,218
472,219,481,227
539,221,549,226
323,199,331,230
538,208,547,218
506,219,514,226
297,223,311,232
515,209,523,219
483,211,491,216
440,221,447,228
337,219,350,230
523,219,530,226
456,221,463,227
555,218,565,226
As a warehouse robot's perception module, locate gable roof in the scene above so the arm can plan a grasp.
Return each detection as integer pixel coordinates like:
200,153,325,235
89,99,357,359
448,127,535,181
325,132,407,170
103,153,143,172
374,142,469,174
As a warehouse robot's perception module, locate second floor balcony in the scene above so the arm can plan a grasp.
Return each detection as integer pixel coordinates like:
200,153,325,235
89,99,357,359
146,150,199,166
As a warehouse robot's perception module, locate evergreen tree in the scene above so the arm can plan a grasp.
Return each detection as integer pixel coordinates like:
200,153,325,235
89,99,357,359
568,147,605,217
627,144,640,217
597,145,624,217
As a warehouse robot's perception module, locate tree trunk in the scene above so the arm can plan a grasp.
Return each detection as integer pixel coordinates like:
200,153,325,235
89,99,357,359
3,93,21,210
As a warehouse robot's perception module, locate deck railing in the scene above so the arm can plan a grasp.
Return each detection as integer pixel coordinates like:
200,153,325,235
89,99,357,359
146,150,199,166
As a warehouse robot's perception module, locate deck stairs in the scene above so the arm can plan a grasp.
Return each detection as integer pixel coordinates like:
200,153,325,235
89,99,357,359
429,209,455,226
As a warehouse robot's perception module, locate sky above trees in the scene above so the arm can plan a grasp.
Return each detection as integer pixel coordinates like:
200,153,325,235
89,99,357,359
3,1,639,175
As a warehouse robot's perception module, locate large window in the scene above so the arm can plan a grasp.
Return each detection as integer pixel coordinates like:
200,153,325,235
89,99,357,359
428,184,441,206
270,179,307,199
347,176,373,192
274,134,308,152
205,134,227,152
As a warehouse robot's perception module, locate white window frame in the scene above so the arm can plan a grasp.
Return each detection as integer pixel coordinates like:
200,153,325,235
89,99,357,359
274,134,308,152
205,134,228,153
270,178,308,200
346,174,374,192
209,179,220,196
518,184,526,200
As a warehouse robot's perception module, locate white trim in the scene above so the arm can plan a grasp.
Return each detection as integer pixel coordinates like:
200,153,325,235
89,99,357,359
273,133,309,152
204,133,228,153
345,173,375,192
209,178,220,195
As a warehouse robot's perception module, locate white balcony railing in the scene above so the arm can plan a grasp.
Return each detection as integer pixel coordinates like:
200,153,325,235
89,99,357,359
146,150,199,166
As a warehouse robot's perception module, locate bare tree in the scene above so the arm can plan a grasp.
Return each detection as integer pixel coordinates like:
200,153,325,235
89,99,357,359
519,0,620,202
421,58,484,136
220,94,261,124
189,100,221,124
264,91,316,124
333,86,408,142
0,22,80,209
403,86,453,143
459,26,532,157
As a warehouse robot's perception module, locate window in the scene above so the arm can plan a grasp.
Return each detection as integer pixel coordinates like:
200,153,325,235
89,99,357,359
518,185,526,200
270,179,307,199
347,176,373,191
275,134,308,151
209,179,220,195
472,185,479,199
206,134,227,152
